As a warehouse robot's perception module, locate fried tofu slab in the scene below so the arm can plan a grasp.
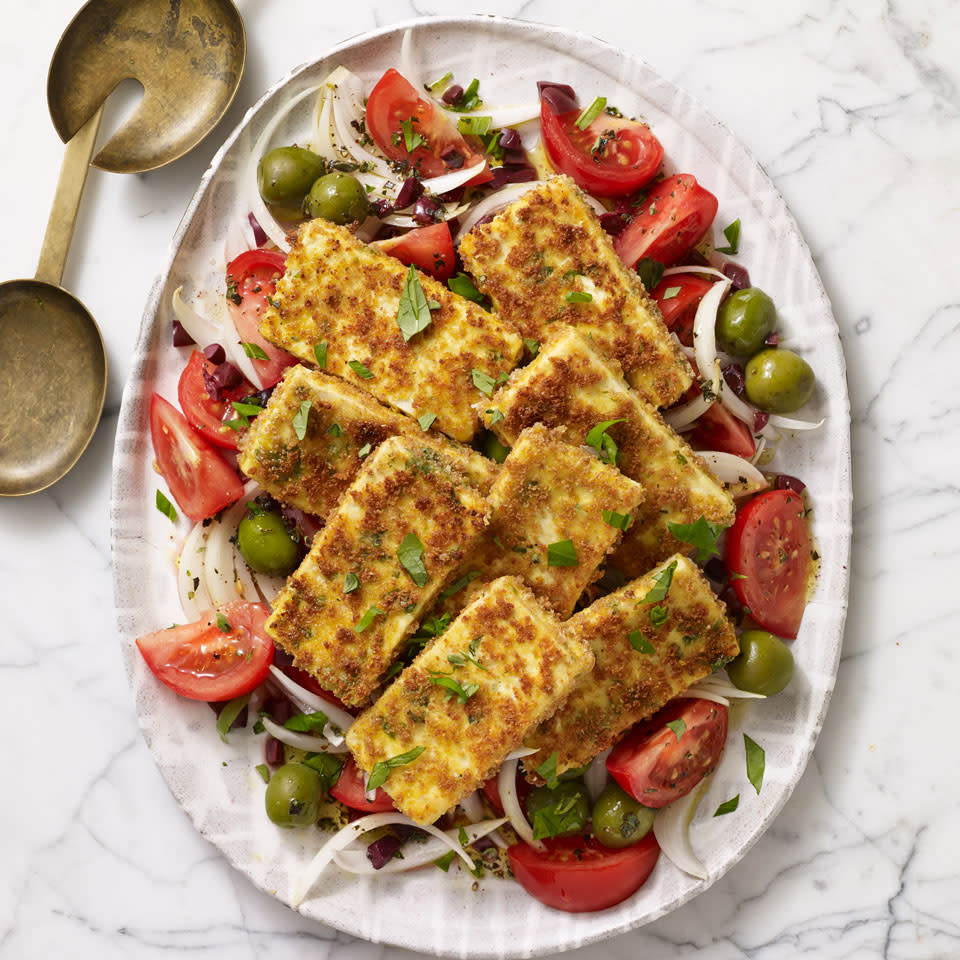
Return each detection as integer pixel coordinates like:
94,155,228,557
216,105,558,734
258,218,524,442
346,576,595,824
481,326,734,577
265,435,489,706
237,365,498,518
523,554,739,774
434,423,644,619
458,175,692,408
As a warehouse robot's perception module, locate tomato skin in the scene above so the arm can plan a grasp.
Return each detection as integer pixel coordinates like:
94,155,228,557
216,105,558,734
725,489,812,639
481,769,533,816
508,833,660,912
136,602,274,701
278,664,352,713
688,401,757,459
614,174,719,268
651,273,715,346
373,222,455,281
177,350,254,450
226,249,297,388
607,699,728,808
149,393,244,522
540,100,663,198
329,757,397,813
365,69,491,185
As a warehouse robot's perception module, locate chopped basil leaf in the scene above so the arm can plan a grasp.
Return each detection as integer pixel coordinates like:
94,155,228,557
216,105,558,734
410,613,451,646
285,710,329,734
661,286,682,300
649,604,669,628
714,795,740,816
328,422,344,437
448,636,487,671
229,400,264,429
635,257,664,292
522,337,541,357
744,734,765,794
602,509,632,530
666,718,686,742
639,559,677,604
428,671,480,704
575,96,607,130
240,341,269,360
252,717,265,734
292,400,311,440
434,850,456,872
471,368,497,396
313,341,328,369
353,605,385,632
628,630,655,654
547,539,578,567
303,752,344,794
344,572,361,594
439,570,480,600
565,290,593,304
397,264,434,342
457,115,492,136
418,412,437,431
215,694,249,743
426,71,453,94
400,118,424,152
532,793,583,840
535,751,560,790
255,763,270,783
667,516,727,564
216,612,232,633
585,418,625,466
447,272,484,303
486,408,505,425
715,218,741,255
397,532,429,587
367,745,425,791
357,443,372,458
348,360,374,379
155,489,177,523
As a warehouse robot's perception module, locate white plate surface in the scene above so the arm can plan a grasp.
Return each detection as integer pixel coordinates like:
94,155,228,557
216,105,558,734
111,16,852,958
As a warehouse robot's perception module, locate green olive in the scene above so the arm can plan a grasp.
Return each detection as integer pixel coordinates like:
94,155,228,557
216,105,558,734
236,510,300,576
482,431,510,464
727,629,795,696
525,781,590,838
591,782,655,848
744,348,816,413
715,287,777,357
264,762,321,827
303,172,370,225
257,146,327,212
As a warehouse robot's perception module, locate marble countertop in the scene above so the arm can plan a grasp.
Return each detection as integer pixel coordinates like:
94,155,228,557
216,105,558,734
2,1,957,957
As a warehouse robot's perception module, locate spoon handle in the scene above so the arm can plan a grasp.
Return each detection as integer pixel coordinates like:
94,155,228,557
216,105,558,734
35,104,104,287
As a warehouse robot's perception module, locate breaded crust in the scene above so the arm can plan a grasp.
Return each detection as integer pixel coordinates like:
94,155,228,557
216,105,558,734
258,218,524,442
346,575,595,824
458,175,692,408
481,326,734,576
523,554,739,774
433,423,644,620
237,365,498,518
265,435,489,706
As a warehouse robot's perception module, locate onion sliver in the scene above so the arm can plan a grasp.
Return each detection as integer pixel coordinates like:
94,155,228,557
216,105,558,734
177,521,212,619
688,673,767,701
653,778,711,881
497,756,543,851
692,278,731,396
697,450,768,497
663,265,732,283
383,200,471,229
333,818,508,875
455,183,542,240
584,748,612,801
267,664,354,740
311,87,339,162
219,303,264,390
259,715,348,754
767,413,826,431
459,790,485,823
328,68,396,180
250,568,287,606
221,498,261,603
224,216,255,264
663,391,714,432
715,375,759,427
171,287,222,349
204,507,244,607
291,812,473,905
482,103,540,128
399,29,419,90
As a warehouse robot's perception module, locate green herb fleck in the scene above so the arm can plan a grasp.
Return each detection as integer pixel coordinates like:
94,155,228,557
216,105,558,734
666,718,686,742
744,734,765,794
547,539,578,567
434,850,456,872
635,257,664,292
715,218,741,255
486,408,505,425
667,516,727,564
565,290,593,304
523,337,541,357
602,509,632,530
292,400,311,441
576,96,607,130
428,671,480,704
439,570,480,600
661,285,682,300
156,490,177,523
628,630,655,654
535,751,560,790
303,752,344,794
216,612,232,633
418,412,437,431
255,763,270,783
426,72,453,94
285,710,329,734
354,605,385,633
367,746,425,791
400,118,424,152
457,115,492,136
328,422,344,437
585,418,625,466
447,272,484,303
215,694,249,743
397,264,434,342
348,360,374,379
357,443,372,458
714,795,740,816
344,572,361,594
471,368,498,396
532,792,583,840
649,604,669,628
639,559,677,604
241,341,269,360
397,532,429,587
313,341,328,369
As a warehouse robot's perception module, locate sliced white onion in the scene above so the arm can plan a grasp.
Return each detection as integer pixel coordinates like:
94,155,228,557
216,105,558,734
219,302,264,390
483,103,540,128
420,161,488,196
333,817,507,875
662,265,732,282
687,673,767,701
221,498,260,603
399,28,419,89
749,435,767,466
310,87,339,162
584,748,612,801
171,286,222,349
382,200,472,229
259,715,349,754
267,665,355,740
692,278,731,397
653,779,711,881
697,450,769,497
505,746,540,761
767,413,826,431
715,375,759,427
679,688,729,707
251,569,287,606
454,182,542,240
663,391,714,432
177,521,212,619
224,216,256,264
497,756,543,851
328,67,396,180
459,790,485,823
204,508,242,607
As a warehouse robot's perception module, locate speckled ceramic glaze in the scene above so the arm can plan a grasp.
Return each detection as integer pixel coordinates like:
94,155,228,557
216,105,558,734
111,16,851,958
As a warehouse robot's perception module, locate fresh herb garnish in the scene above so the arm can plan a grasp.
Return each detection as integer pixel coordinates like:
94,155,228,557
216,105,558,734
565,290,593,304
426,71,453,94
602,509,632,530
216,612,232,633
471,368,497,396
715,218,741,255
400,118,424,152
439,570,480,600
575,96,607,130
532,791,583,840
313,341,328,369
535,751,560,790
230,400,264,429
397,532,429,587
523,337,541,357
744,734,765,794
240,341,269,360
353,605,385,633
628,630,655,654
547,539,578,567
635,257,664,292
714,795,740,816
639,559,677,604
368,746,425,791
155,489,177,523
255,763,270,783
284,710,329,734
397,264,435,342
457,115,492,136
292,400,311,440
409,613,451,647
418,412,437,431
447,272,484,303
486,408,505,425
357,443,372,458
649,604,669,628
348,360,374,379
344,572,361,594
666,718,686,742
447,636,487,671
215,694,249,742
661,286,682,300
303,752,344,794
428,671,480,704
667,516,727,564
434,850,456,872
328,422,344,438
585,418,625,466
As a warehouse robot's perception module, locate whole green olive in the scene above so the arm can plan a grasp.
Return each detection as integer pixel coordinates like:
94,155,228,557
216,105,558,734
264,762,321,827
257,146,327,212
591,782,655,848
715,287,777,357
236,510,300,576
303,172,370,225
525,781,590,839
482,431,510,464
727,629,795,696
744,348,816,413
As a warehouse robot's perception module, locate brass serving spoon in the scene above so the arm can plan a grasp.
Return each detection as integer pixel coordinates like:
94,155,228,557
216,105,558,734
0,0,244,496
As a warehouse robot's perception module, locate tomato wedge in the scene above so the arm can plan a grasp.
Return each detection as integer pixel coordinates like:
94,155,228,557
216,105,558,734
226,249,298,388
688,401,757,459
177,350,255,450
136,602,274,701
365,69,492,184
540,99,663,197
149,393,244,522
725,488,812,639
614,174,718,269
508,833,660,912
329,756,397,813
651,273,715,346
373,222,455,280
607,699,728,808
